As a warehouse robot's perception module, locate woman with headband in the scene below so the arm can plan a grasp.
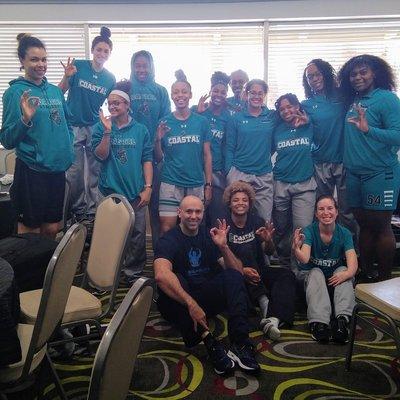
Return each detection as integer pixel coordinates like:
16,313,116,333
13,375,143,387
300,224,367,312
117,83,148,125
92,80,153,285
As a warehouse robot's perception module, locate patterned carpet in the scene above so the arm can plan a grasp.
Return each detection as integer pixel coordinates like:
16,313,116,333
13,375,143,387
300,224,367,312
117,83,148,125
42,241,400,400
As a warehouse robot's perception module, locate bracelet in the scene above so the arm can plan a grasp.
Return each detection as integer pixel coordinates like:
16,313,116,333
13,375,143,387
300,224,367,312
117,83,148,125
103,131,111,135
144,184,153,189
204,182,212,187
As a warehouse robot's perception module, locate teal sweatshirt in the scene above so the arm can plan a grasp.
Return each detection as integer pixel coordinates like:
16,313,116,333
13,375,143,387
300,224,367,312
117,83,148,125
1,77,74,172
161,112,211,187
129,51,171,144
301,94,345,164
226,96,246,114
225,107,276,175
67,60,116,127
272,120,314,183
92,117,152,201
192,106,231,172
344,88,400,174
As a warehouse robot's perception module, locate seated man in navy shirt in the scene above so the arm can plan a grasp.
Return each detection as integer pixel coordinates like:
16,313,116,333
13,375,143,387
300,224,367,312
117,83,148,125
154,195,259,375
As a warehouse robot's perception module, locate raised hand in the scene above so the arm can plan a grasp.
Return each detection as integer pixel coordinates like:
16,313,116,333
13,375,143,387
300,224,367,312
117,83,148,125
347,103,369,133
156,121,170,141
197,94,210,113
210,218,230,248
99,109,112,133
20,90,40,124
292,228,305,250
256,221,275,243
60,57,77,78
293,110,309,128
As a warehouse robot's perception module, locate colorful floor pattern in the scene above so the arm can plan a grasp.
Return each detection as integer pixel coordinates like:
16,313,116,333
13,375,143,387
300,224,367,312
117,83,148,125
42,245,400,400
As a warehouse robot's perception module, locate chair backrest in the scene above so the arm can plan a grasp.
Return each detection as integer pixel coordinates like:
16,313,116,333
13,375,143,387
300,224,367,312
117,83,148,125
87,277,154,400
86,194,134,290
22,223,86,378
5,151,16,174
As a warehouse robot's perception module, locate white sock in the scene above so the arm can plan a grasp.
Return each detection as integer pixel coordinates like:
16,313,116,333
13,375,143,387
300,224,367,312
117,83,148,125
258,295,269,319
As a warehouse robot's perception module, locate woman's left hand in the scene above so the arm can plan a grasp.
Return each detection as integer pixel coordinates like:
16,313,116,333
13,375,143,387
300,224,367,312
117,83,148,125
347,103,369,133
256,221,275,243
328,270,350,287
138,187,152,207
293,110,309,128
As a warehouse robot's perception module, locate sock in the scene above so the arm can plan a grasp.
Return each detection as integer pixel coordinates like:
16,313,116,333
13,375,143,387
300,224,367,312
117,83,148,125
258,295,269,319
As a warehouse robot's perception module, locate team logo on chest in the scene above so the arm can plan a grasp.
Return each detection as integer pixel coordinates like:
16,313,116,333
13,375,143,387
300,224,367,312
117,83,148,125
188,248,202,267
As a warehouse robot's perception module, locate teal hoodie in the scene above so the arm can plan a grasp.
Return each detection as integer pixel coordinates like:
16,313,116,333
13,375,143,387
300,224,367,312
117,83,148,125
301,94,345,164
344,88,400,174
225,107,276,175
129,51,171,143
0,77,74,172
92,117,152,201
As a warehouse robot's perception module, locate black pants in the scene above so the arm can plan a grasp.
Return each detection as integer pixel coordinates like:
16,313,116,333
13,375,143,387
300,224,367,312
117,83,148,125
157,269,250,347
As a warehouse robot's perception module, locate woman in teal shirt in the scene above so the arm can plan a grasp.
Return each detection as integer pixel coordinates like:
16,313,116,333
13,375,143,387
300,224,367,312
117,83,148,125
338,54,400,281
155,70,212,234
272,93,316,268
302,59,356,236
193,71,231,227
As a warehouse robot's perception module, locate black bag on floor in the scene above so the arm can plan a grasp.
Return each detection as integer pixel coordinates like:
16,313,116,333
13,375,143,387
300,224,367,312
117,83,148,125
0,233,58,293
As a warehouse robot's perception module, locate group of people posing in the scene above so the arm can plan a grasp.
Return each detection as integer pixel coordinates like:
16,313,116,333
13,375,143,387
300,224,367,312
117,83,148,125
2,26,400,376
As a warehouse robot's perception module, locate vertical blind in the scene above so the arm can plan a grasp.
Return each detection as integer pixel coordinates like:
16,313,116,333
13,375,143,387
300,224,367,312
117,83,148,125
0,24,86,125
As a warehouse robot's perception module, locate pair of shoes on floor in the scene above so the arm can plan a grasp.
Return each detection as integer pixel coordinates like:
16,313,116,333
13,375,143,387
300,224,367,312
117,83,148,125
205,336,260,375
260,317,281,341
310,315,350,344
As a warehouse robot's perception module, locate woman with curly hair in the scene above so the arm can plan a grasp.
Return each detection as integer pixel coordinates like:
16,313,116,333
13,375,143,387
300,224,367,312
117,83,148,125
302,59,356,236
193,71,232,227
155,70,212,234
338,54,400,281
223,181,296,340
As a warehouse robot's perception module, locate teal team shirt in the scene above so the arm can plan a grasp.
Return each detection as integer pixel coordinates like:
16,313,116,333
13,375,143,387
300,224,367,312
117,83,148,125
272,120,314,183
300,222,354,278
92,118,152,201
344,88,400,174
225,107,276,175
301,94,345,164
1,77,74,173
226,96,246,114
161,112,211,187
67,60,116,127
192,107,231,172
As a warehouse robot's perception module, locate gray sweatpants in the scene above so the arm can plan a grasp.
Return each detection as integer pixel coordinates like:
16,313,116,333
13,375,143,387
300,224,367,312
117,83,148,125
297,266,356,325
67,125,101,219
227,166,273,222
273,177,316,269
314,163,358,238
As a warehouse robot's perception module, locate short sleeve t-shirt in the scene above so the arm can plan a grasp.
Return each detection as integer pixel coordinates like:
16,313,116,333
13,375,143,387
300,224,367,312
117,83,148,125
154,225,222,286
299,222,354,278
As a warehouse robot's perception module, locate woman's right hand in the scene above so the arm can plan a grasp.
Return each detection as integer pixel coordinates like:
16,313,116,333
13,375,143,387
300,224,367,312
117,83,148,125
197,94,210,113
156,121,170,141
292,228,305,250
99,109,112,133
60,57,77,78
20,90,40,124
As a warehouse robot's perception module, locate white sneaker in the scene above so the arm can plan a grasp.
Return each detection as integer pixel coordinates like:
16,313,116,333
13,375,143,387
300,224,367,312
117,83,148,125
260,317,281,341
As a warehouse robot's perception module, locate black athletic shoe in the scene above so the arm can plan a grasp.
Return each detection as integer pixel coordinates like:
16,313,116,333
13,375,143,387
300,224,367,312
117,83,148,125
331,315,350,344
228,341,260,374
205,338,235,375
310,322,330,343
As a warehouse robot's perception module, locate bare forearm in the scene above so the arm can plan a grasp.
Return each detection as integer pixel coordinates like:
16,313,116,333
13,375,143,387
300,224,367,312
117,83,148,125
58,75,70,94
154,139,163,163
204,151,212,184
143,161,153,186
94,134,111,160
219,244,243,273
293,247,310,264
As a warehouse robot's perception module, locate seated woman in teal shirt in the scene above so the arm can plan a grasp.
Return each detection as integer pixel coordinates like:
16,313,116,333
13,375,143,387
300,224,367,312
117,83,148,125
272,93,316,268
338,54,400,281
293,195,358,344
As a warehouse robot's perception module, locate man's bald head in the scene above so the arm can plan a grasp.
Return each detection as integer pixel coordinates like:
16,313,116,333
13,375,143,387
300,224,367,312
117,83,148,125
178,195,204,235
179,195,204,211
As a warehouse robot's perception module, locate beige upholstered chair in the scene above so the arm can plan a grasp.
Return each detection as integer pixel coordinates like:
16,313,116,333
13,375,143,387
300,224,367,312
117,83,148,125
346,277,400,370
0,223,86,400
20,194,135,343
87,277,154,400
4,151,16,175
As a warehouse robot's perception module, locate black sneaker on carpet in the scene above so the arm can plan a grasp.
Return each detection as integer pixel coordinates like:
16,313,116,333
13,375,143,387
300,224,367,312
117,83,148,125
228,341,260,374
331,315,350,344
205,337,235,375
310,322,330,343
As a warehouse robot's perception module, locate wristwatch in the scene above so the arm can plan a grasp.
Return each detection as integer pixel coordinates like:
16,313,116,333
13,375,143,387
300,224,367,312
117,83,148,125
204,182,212,187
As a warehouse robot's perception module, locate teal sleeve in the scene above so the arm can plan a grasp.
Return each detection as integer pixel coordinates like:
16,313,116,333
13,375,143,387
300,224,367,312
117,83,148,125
0,90,30,149
225,117,236,173
159,86,171,119
142,127,153,162
367,94,400,145
343,228,355,252
91,122,107,162
303,225,313,246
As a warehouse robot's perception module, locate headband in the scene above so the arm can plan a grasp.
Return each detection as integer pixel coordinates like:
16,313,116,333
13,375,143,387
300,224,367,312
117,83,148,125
109,90,130,103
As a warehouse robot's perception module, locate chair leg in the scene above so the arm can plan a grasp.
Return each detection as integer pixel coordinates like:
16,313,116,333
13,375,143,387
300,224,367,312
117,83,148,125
345,304,359,371
45,351,68,400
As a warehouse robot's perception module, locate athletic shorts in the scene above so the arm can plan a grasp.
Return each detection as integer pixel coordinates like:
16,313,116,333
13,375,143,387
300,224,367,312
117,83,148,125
346,165,400,210
159,182,204,217
10,158,66,228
